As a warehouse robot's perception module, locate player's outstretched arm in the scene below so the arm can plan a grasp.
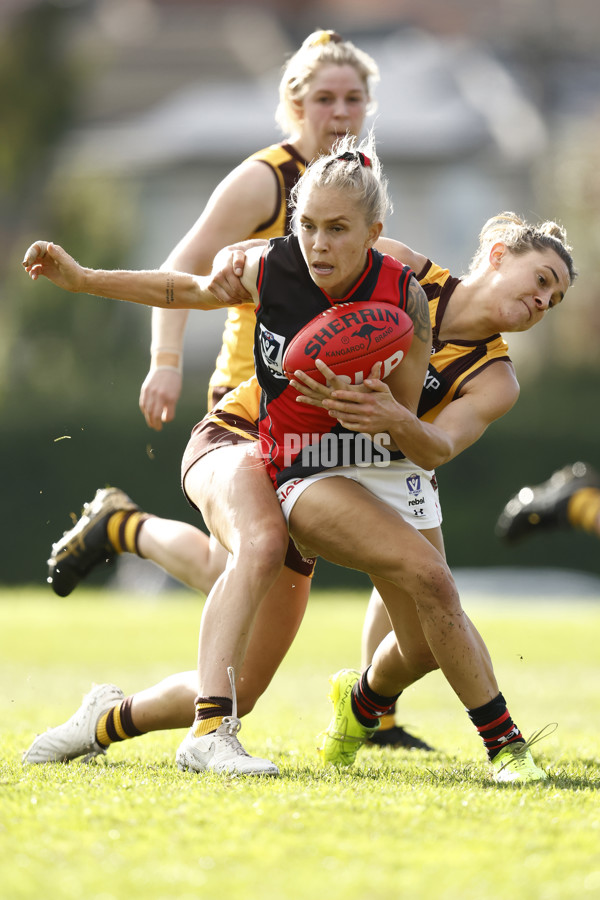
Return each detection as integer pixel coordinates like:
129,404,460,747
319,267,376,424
23,241,87,293
328,359,519,469
23,240,261,310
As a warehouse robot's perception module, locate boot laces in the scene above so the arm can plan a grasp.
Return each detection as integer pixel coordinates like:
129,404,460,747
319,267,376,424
497,722,557,772
215,667,249,757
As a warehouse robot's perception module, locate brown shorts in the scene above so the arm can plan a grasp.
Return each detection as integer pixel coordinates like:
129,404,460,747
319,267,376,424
181,412,316,578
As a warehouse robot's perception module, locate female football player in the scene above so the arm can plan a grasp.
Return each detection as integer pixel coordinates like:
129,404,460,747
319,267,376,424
127,27,377,601
22,132,575,782
43,29,428,751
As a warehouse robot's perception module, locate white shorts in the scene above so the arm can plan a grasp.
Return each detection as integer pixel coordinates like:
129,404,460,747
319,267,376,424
277,459,442,530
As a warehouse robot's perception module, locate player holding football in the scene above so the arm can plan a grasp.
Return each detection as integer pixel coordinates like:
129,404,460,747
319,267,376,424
39,28,430,752
23,131,575,781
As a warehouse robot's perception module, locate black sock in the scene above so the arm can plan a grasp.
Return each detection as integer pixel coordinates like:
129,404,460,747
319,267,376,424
351,668,401,728
467,693,523,760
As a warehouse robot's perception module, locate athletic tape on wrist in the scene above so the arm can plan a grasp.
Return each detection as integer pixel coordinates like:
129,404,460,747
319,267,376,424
150,345,183,356
152,364,182,376
151,346,183,374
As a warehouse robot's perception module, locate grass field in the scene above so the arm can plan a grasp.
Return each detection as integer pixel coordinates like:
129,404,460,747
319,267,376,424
1,587,599,900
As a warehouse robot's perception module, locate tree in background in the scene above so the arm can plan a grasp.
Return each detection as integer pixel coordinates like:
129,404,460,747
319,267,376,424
1,2,139,420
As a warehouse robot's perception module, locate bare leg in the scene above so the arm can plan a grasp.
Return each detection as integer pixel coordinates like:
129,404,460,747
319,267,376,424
360,589,392,671
290,477,499,710
368,578,438,690
130,565,311,730
137,520,228,596
367,577,496,697
361,525,445,668
234,565,311,713
184,443,290,699
366,590,496,703
131,671,197,731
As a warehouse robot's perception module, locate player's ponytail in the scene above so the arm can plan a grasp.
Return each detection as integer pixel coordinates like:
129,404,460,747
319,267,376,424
469,211,577,284
290,130,391,229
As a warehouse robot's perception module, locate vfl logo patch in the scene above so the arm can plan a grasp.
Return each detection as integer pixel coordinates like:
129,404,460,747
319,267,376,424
259,323,287,379
350,324,389,351
406,474,422,496
406,473,425,516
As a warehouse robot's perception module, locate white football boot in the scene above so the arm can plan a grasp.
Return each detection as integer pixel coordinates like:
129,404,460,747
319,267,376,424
176,668,279,776
22,683,124,764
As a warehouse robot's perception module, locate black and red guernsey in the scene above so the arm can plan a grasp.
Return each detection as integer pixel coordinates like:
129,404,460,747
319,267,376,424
253,235,415,487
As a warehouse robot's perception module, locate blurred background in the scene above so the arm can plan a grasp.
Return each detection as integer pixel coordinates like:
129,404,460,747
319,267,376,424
2,0,600,592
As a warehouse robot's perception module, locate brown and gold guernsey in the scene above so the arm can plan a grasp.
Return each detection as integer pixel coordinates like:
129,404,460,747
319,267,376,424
208,257,512,451
208,143,307,393
416,260,511,423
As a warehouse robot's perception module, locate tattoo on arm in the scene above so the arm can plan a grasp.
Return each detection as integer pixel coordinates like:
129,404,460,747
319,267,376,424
166,275,175,305
405,277,431,344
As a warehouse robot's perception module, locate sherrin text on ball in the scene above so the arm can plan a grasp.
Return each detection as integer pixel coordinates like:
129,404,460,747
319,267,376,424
283,299,414,384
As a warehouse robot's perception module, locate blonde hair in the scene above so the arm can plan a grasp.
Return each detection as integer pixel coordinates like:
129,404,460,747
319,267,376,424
468,211,577,284
290,130,391,228
275,30,379,136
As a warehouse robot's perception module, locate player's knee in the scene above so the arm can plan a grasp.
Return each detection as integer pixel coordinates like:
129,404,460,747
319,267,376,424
413,559,460,614
232,521,289,578
253,532,289,578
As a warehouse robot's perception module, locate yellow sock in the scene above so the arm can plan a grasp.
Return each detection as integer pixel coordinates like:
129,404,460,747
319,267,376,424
106,511,150,555
567,488,600,534
192,698,233,737
95,697,143,747
378,713,396,732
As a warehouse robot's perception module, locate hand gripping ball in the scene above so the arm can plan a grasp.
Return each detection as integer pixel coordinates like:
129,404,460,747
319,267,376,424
283,299,414,384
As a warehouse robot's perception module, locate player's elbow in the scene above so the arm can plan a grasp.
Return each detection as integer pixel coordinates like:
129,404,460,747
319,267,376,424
410,438,455,470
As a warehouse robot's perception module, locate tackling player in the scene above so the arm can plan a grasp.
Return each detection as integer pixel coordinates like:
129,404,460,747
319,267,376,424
22,133,576,781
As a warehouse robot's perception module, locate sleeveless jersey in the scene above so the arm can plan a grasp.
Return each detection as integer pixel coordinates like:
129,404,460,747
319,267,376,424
254,235,414,487
415,260,510,422
209,143,307,391
209,257,512,476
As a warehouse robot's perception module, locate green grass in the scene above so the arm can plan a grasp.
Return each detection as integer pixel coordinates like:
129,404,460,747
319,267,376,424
1,588,599,900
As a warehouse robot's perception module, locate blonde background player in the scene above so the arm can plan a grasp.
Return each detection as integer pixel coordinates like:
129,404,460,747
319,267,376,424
23,127,575,782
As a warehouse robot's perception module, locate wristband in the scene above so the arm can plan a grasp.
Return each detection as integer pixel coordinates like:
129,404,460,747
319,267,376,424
151,348,183,374
152,364,182,376
150,345,183,356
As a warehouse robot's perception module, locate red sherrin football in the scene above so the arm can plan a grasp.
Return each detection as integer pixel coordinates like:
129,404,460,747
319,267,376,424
283,300,414,385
